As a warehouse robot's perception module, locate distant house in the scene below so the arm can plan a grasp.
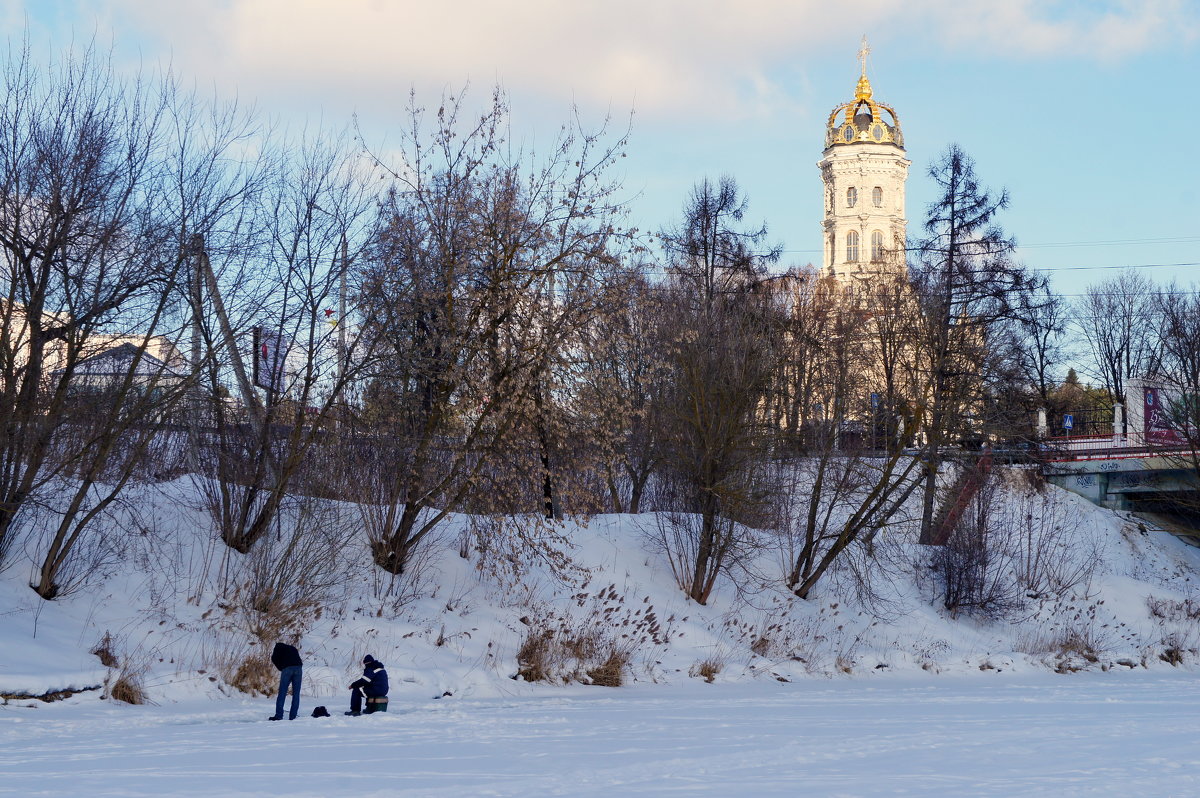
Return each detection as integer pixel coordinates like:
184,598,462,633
83,334,187,374
2,300,186,385
53,342,184,398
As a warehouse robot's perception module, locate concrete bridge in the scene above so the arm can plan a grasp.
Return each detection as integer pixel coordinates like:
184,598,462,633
1042,450,1199,509
1042,450,1200,545
1036,379,1200,544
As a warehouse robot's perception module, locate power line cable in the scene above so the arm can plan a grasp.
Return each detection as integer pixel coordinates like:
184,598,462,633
769,235,1200,256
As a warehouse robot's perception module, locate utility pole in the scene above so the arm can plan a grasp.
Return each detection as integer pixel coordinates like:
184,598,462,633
338,233,348,390
186,234,206,487
190,234,204,414
192,235,279,484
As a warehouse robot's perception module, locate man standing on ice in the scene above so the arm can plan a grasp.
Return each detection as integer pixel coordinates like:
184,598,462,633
269,639,303,720
346,654,389,715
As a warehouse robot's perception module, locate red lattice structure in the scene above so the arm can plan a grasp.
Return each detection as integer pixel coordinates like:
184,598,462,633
929,452,994,547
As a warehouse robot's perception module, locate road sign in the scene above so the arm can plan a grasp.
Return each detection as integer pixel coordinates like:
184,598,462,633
1063,413,1074,430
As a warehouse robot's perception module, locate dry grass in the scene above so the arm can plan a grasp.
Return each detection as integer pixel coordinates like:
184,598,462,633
91,631,119,668
690,657,723,683
227,652,276,696
89,632,148,704
1016,621,1106,673
108,670,146,704
515,607,635,688
1160,647,1185,666
1147,596,1200,622
516,628,556,684
1056,629,1100,663
586,647,630,687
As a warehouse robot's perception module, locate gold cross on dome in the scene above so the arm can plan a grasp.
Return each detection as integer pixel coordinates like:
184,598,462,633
858,35,870,76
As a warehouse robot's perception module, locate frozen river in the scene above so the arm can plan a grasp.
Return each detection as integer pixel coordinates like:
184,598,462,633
4,672,1200,797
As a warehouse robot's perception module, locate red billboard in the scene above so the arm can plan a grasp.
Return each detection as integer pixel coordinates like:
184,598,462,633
1143,386,1184,445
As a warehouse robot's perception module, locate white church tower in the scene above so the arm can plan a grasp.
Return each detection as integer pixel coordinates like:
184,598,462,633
819,38,910,283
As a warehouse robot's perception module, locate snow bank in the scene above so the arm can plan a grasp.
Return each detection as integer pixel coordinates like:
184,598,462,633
3,471,1200,704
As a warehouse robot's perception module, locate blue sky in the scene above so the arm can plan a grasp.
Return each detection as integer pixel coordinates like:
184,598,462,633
9,0,1200,298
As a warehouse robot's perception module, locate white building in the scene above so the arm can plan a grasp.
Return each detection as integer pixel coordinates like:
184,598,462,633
819,40,910,285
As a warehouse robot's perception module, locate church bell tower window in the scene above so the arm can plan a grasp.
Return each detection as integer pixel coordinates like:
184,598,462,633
847,230,860,262
847,186,857,207
872,187,883,207
871,230,884,261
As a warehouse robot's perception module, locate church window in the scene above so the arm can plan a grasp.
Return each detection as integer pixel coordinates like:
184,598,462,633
871,230,885,261
872,186,883,207
846,186,857,207
846,231,859,262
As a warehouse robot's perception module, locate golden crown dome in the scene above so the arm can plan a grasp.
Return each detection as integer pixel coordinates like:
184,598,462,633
825,38,904,150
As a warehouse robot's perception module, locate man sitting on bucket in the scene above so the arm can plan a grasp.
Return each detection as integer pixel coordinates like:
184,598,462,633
346,654,389,716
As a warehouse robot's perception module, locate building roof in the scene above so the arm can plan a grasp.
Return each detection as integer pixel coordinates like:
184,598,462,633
53,342,183,379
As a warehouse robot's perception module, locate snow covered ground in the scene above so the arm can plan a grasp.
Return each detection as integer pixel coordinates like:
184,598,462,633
4,673,1200,797
6,472,1200,795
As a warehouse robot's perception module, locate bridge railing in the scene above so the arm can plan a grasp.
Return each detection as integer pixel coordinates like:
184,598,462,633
1038,431,1197,461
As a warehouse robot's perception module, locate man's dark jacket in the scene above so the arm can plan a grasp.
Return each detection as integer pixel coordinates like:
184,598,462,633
351,658,388,697
271,642,303,671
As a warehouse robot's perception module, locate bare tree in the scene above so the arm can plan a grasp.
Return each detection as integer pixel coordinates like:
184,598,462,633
1151,286,1200,476
763,267,833,445
576,272,666,513
354,88,630,575
930,470,1098,618
0,43,204,596
158,80,278,559
651,176,780,604
768,275,926,599
194,129,372,554
977,283,1072,444
863,275,927,452
930,475,1021,618
1077,270,1163,404
1010,283,1068,407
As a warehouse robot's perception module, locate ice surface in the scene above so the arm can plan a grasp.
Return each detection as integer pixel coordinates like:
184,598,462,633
4,674,1200,797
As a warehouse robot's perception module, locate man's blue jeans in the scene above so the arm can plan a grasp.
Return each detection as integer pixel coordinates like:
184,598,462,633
275,665,302,720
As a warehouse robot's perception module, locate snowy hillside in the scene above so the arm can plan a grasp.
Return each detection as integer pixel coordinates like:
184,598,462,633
4,469,1200,710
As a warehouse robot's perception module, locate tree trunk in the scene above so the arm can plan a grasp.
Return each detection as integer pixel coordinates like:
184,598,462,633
371,501,425,574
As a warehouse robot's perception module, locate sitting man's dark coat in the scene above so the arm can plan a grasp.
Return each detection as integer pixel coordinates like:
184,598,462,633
347,654,388,715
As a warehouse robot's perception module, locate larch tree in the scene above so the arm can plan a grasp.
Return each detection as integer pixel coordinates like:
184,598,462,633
911,144,1043,545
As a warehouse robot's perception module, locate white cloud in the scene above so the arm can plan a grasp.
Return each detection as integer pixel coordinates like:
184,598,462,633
34,0,1200,122
911,0,1198,60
